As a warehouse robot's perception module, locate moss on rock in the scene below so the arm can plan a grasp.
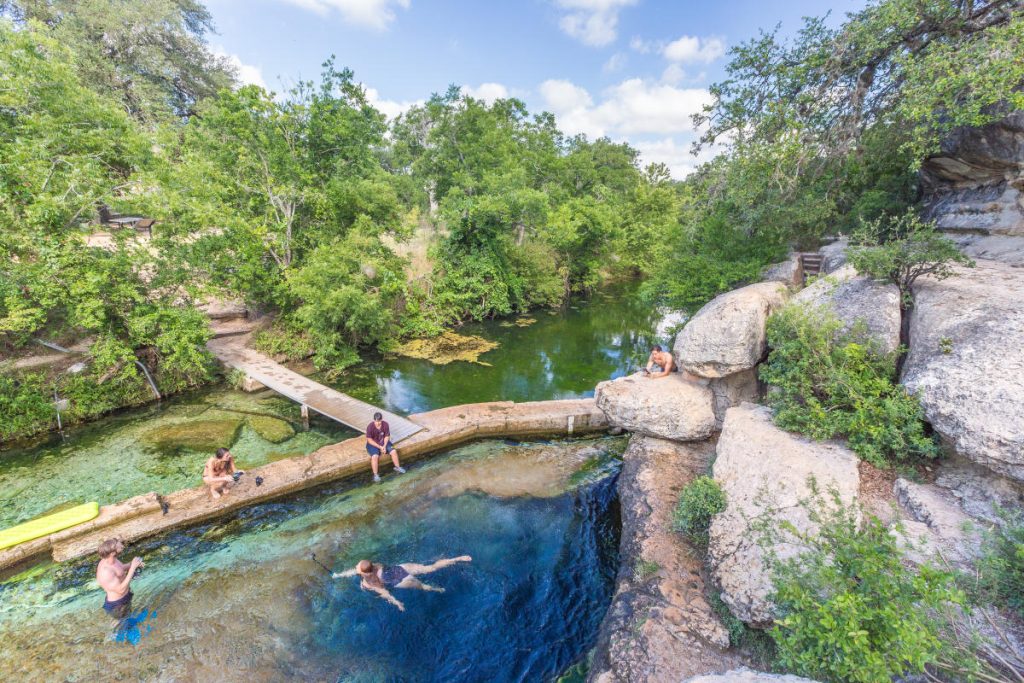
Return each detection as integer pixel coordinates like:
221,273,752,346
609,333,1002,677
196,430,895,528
248,415,295,443
143,418,243,453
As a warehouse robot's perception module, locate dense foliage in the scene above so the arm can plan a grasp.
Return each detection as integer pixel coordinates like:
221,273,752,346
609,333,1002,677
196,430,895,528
671,475,726,546
760,304,938,467
768,499,965,683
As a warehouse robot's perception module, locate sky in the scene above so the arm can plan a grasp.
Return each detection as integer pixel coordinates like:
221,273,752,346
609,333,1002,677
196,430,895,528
205,0,867,177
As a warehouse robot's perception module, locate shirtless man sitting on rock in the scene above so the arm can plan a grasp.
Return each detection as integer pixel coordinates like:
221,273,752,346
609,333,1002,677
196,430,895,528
644,345,675,378
96,537,143,620
333,555,473,611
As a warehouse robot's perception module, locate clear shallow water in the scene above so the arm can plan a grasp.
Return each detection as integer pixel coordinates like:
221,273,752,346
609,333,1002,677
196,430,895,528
0,282,667,530
0,437,624,682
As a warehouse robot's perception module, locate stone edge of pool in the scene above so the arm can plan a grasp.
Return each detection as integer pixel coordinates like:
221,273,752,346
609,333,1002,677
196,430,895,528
0,398,608,574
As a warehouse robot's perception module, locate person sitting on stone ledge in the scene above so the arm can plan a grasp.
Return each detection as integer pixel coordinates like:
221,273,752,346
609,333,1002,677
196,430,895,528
203,447,242,500
644,345,676,378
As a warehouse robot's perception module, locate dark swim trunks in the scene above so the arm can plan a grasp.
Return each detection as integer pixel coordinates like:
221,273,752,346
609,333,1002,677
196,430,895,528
103,591,134,620
380,565,409,586
366,442,395,457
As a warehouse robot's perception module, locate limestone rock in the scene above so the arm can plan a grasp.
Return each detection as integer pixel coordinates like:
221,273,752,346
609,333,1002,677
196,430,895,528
673,282,789,378
708,370,760,427
901,260,1024,481
793,265,902,355
761,255,804,289
893,478,980,567
934,456,1024,524
950,234,1024,267
921,111,1024,237
819,238,849,274
595,373,716,442
708,404,860,627
588,437,745,683
685,669,821,683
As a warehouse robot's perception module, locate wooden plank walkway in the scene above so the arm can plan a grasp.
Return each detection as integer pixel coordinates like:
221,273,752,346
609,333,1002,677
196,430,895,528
207,337,423,443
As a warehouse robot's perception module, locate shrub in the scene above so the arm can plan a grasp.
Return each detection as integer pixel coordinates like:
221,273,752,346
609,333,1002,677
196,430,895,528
672,476,726,546
975,508,1024,619
769,500,964,683
760,303,938,467
848,211,973,308
0,371,55,441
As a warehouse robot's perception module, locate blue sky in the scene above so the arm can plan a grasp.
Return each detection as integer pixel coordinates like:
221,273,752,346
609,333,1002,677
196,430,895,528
206,0,866,176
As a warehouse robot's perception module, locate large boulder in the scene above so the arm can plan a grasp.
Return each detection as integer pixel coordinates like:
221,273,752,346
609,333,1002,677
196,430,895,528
892,478,981,568
819,238,849,274
685,669,821,683
595,373,716,442
761,255,804,289
708,404,860,627
921,111,1024,237
901,260,1024,482
588,437,745,683
793,265,902,356
674,282,789,378
708,369,760,427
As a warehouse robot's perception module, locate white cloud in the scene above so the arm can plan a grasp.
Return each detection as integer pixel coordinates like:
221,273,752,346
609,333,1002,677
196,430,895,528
461,82,511,104
539,77,717,177
364,87,421,120
540,77,712,138
660,63,685,85
213,48,267,89
280,0,409,30
662,35,726,64
631,137,718,178
602,52,627,73
554,0,638,47
629,36,656,53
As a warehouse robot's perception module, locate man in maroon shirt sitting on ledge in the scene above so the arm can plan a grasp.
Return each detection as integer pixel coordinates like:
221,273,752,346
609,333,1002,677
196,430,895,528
366,411,407,483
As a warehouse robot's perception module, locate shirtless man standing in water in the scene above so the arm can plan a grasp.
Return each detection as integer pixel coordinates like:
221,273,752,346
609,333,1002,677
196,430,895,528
96,538,143,620
333,556,472,611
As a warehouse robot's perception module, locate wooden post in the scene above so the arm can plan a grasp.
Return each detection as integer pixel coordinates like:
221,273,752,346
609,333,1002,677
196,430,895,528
301,404,310,430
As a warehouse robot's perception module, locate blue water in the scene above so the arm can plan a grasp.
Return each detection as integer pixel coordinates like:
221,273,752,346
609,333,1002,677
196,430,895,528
0,437,623,682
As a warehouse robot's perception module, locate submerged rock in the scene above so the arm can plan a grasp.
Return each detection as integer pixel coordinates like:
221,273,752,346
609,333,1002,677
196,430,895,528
395,331,499,365
708,404,860,627
674,282,788,378
589,436,745,683
901,260,1024,482
792,264,902,356
143,418,243,453
248,415,295,443
595,373,716,442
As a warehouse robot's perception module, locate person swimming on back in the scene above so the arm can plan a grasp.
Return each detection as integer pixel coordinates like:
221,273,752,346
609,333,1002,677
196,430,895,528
333,555,472,611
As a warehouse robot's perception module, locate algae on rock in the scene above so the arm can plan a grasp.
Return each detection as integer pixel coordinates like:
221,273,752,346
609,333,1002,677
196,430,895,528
248,415,295,443
395,331,499,365
143,418,243,453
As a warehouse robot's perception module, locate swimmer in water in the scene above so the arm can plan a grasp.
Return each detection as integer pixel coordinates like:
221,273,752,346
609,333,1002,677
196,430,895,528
333,555,472,611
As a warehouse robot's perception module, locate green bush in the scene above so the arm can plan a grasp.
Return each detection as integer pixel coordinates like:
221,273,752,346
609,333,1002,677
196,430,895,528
769,501,964,683
760,303,938,467
252,326,316,362
672,476,726,546
0,371,56,441
975,508,1024,619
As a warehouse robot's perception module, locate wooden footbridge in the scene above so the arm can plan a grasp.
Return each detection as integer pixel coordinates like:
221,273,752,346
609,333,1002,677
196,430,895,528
207,336,423,443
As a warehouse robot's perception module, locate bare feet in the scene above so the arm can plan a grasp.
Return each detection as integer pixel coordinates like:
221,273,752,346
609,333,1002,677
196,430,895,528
456,555,472,562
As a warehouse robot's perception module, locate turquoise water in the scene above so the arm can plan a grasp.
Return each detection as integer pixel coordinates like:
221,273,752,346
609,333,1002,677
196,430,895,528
0,437,624,682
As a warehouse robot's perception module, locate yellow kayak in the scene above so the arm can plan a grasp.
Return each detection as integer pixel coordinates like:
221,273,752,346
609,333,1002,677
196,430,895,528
0,502,100,551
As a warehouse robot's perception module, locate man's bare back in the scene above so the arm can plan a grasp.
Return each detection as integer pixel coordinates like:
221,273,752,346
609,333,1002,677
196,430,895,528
97,557,132,602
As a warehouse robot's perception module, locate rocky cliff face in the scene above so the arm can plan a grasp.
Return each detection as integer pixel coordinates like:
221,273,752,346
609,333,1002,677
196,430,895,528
921,111,1024,237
